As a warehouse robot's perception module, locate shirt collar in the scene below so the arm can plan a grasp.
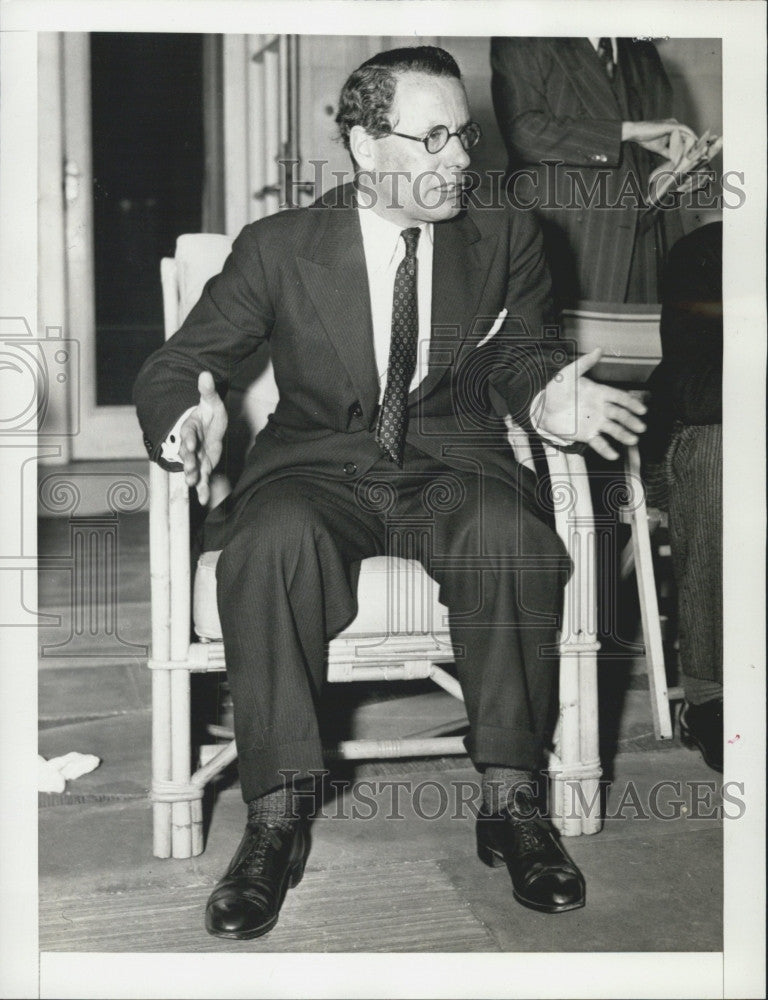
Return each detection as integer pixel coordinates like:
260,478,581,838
588,37,618,63
357,204,433,274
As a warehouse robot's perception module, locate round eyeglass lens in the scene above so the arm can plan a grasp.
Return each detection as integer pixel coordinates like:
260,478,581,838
425,126,450,153
460,122,482,149
424,123,482,153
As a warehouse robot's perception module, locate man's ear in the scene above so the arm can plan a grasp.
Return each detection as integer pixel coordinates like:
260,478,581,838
349,125,376,171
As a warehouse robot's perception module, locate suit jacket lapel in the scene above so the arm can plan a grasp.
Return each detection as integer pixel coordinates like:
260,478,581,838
297,190,495,414
551,37,621,120
297,203,380,420
412,209,493,404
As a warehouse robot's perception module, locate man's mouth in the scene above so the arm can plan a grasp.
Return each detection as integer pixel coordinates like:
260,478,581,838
433,179,465,196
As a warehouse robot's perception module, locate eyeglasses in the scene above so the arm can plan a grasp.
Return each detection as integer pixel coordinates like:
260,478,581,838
381,121,482,154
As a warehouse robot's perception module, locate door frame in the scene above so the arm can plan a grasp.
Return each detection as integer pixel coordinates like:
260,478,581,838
63,33,146,458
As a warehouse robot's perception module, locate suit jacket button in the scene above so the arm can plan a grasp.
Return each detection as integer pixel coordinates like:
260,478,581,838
350,401,363,420
343,462,358,476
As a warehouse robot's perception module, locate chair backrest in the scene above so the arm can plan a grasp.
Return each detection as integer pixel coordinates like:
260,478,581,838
160,233,279,435
560,301,662,384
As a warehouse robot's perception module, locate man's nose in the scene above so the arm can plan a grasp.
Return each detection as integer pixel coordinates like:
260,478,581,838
442,133,471,170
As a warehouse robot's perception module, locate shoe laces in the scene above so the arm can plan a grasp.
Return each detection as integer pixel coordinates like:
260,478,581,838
238,821,296,876
512,817,551,857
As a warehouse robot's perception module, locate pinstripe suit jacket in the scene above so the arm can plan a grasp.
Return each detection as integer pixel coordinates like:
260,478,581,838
133,185,567,544
491,37,684,304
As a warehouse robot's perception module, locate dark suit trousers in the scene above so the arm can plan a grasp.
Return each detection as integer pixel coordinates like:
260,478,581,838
665,423,722,685
216,446,571,801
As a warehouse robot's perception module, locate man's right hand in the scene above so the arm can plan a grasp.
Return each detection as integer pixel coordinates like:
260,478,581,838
179,371,228,506
621,119,698,159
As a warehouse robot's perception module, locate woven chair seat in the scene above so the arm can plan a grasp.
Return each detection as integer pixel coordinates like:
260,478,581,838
193,551,452,643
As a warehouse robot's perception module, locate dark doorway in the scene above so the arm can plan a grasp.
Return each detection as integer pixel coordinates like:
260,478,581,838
90,32,204,406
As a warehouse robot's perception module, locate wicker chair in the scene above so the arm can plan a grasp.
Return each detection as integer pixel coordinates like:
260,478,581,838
147,235,667,859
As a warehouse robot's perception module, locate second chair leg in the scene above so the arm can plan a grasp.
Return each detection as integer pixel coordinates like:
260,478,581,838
170,670,199,858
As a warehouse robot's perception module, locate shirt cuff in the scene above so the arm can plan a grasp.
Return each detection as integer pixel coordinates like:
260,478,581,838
529,390,571,448
160,406,196,463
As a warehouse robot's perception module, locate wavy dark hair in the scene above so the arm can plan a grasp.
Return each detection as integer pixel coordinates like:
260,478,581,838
335,46,462,155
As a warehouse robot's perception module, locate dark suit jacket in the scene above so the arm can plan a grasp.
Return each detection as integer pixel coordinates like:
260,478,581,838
134,185,568,544
491,37,684,304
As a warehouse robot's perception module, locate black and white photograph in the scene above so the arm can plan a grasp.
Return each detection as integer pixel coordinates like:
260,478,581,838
0,1,765,998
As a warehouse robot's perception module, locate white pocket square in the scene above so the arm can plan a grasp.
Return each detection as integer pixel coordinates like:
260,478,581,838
475,308,508,349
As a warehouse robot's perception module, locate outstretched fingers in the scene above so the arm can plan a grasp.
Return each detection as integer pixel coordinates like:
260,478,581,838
587,434,620,461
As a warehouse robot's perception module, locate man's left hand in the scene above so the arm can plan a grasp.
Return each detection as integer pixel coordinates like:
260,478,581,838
535,348,647,460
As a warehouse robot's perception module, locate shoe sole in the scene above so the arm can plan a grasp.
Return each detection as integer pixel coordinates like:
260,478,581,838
477,841,585,914
204,857,307,941
679,724,723,773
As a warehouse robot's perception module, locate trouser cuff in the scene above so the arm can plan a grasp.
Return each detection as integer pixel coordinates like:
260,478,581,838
237,738,326,803
464,724,542,774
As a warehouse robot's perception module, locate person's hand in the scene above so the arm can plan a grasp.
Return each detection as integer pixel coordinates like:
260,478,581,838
666,123,698,165
179,371,228,505
535,349,647,461
621,119,698,158
647,132,723,204
648,163,714,202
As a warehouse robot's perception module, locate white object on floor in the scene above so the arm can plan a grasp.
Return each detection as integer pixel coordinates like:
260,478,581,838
38,752,101,793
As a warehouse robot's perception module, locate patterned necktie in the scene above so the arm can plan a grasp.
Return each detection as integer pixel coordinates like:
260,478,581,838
375,227,421,467
596,37,615,80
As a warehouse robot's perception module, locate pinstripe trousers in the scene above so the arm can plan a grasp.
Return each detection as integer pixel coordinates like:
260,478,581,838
665,423,723,684
215,446,571,801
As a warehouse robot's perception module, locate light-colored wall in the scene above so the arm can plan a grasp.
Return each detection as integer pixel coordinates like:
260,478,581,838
660,38,722,138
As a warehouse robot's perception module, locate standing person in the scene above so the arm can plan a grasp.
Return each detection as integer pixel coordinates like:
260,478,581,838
134,46,648,940
490,37,696,306
646,221,723,771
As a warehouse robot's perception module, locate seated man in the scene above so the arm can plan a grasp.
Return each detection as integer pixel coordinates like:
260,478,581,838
134,45,647,940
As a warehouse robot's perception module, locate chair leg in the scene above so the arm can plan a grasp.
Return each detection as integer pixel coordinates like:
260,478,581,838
576,649,603,835
625,449,673,740
551,651,584,838
630,512,673,739
548,449,603,837
550,642,603,837
151,669,173,859
170,669,200,859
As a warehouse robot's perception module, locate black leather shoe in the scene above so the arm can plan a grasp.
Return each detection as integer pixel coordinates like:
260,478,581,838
679,698,723,772
205,818,310,940
476,802,586,913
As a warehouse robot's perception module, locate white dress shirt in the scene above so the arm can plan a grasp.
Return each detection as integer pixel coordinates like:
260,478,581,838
588,37,618,64
357,205,434,401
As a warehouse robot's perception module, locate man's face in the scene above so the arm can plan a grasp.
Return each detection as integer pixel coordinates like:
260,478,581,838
358,71,472,226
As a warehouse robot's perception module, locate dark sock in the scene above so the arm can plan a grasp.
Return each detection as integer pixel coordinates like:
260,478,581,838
482,766,535,814
246,781,312,828
681,673,723,706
